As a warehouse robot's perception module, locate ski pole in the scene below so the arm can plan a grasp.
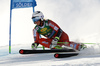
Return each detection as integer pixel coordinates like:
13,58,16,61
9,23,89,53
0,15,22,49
58,42,100,44
37,42,69,48
42,46,45,50
82,43,100,44
57,42,69,44
37,42,100,49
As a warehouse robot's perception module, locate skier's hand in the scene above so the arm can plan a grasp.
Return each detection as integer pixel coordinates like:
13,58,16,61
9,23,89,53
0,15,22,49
31,43,39,50
52,37,59,45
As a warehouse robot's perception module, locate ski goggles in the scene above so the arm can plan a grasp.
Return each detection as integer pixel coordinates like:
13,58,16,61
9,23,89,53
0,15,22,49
32,17,40,23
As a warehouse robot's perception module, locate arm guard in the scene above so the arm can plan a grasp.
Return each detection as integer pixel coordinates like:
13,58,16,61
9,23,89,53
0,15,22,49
33,28,40,43
56,28,62,38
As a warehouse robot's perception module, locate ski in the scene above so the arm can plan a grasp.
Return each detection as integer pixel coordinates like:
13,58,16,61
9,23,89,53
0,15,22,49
19,48,79,58
19,48,77,54
54,52,79,58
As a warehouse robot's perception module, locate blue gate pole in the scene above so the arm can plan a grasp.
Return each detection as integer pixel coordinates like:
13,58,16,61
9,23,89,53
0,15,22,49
9,0,12,54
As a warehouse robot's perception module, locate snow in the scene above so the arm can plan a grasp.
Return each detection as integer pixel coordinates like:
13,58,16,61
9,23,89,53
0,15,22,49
0,44,100,66
0,0,100,66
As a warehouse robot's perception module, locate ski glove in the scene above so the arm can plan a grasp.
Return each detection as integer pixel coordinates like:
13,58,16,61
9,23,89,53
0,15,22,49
31,43,39,50
51,37,59,45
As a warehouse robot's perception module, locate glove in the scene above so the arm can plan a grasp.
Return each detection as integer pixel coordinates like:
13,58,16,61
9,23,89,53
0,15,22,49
31,43,39,50
51,37,59,45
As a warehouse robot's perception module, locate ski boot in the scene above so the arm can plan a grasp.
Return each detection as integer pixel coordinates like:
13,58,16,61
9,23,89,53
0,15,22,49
78,43,87,51
31,43,39,50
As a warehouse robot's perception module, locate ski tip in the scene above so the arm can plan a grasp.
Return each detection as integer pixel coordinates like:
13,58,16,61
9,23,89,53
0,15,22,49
19,50,24,54
54,53,79,58
54,54,59,58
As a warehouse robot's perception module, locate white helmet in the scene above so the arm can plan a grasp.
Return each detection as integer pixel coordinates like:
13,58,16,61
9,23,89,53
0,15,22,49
32,11,44,22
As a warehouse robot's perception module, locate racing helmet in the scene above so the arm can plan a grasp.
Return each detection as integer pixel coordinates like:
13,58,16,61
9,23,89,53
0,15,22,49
32,11,44,23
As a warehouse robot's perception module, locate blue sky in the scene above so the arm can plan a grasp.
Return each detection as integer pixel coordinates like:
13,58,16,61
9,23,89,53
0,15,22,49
0,0,100,46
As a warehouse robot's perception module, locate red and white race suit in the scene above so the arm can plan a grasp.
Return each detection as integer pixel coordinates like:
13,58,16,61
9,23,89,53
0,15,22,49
33,19,80,50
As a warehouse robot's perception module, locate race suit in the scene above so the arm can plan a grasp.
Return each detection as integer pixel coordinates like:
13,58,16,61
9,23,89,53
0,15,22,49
33,19,80,50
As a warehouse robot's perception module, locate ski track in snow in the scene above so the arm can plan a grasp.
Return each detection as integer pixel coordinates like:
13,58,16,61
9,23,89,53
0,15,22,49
0,44,100,66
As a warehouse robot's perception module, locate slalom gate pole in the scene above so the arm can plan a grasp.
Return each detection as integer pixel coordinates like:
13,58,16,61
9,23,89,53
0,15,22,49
9,0,13,54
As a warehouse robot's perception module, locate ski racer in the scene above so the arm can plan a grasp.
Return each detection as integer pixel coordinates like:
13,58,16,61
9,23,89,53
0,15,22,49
31,11,86,50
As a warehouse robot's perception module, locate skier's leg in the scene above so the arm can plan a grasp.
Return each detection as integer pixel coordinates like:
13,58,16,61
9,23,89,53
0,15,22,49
38,38,63,49
38,38,52,48
57,32,70,46
67,42,87,51
57,32,86,50
68,42,80,50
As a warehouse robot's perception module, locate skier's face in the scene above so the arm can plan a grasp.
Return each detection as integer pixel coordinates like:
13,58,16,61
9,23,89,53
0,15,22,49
34,21,40,25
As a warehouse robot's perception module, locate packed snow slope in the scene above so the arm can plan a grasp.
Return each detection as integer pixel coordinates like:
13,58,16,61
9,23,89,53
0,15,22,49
0,0,100,66
0,44,100,66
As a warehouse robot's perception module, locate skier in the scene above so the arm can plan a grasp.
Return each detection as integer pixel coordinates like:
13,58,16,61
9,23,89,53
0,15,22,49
31,11,86,51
